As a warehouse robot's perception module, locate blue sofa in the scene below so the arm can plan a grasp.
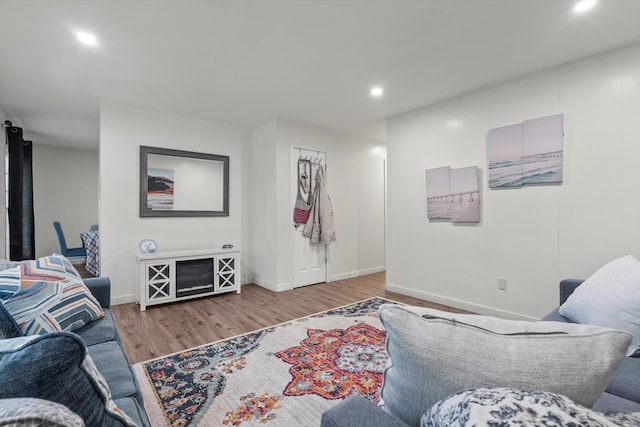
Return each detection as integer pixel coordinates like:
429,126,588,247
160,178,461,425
0,277,150,426
320,279,640,427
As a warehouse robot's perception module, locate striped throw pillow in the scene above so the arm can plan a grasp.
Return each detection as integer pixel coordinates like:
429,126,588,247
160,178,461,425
0,255,104,335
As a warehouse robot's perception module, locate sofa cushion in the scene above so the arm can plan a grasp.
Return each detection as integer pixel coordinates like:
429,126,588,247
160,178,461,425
320,395,408,427
0,397,85,427
0,332,137,427
113,398,151,427
593,392,640,413
0,255,103,335
604,356,640,404
75,308,119,346
88,341,141,402
559,255,640,356
421,387,640,427
379,304,631,427
539,307,571,323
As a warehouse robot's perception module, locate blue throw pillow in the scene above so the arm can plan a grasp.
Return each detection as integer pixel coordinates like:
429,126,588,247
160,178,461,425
0,332,137,426
0,255,103,335
559,255,640,356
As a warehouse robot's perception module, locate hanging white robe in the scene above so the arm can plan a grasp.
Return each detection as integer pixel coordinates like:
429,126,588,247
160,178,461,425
302,164,336,243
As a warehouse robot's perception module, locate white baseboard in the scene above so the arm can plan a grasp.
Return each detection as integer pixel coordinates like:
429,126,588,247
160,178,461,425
253,277,293,292
385,282,538,321
329,265,386,282
252,266,386,293
112,294,138,306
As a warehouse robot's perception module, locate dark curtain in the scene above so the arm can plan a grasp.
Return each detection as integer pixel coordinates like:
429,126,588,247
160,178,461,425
5,123,35,260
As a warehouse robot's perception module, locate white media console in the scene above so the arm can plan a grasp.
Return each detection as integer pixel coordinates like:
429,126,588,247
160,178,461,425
136,247,240,311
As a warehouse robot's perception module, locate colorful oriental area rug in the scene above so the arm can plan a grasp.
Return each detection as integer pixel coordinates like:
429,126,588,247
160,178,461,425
133,297,397,427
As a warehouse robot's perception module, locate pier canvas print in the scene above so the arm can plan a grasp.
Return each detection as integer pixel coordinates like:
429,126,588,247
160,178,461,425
426,166,480,223
425,166,451,219
450,166,480,222
488,113,563,188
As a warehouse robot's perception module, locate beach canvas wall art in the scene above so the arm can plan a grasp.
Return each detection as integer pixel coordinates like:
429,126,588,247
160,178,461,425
147,167,175,210
425,166,451,219
488,113,563,188
426,165,480,223
450,166,480,222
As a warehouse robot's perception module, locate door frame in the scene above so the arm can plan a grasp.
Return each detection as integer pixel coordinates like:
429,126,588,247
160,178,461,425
290,145,328,288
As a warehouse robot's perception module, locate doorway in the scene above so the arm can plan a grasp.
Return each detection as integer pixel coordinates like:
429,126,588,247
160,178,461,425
291,146,327,288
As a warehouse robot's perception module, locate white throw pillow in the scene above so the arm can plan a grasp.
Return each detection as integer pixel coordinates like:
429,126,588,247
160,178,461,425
379,304,631,427
559,255,640,356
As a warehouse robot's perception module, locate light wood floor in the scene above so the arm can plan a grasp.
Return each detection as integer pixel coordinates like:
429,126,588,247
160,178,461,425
111,272,467,364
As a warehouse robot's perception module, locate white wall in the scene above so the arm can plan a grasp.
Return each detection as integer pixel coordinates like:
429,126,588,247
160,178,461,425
100,103,252,304
33,145,99,257
386,44,640,320
250,119,278,286
251,118,386,290
100,104,384,304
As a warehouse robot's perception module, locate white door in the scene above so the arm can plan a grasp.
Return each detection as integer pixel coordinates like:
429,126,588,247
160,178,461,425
291,147,327,288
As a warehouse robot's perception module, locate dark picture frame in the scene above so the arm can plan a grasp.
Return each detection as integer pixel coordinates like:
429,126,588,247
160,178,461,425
140,146,229,217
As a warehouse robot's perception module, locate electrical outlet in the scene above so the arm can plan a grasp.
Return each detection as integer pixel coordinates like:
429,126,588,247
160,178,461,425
498,277,507,290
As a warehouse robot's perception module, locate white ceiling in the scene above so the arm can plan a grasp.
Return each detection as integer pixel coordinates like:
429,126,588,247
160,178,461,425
1,0,640,150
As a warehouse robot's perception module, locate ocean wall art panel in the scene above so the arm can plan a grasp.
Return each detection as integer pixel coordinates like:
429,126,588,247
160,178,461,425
426,165,480,223
488,113,563,188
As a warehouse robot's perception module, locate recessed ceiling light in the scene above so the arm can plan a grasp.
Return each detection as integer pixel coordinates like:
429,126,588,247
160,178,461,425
76,30,98,46
574,0,597,13
370,86,384,98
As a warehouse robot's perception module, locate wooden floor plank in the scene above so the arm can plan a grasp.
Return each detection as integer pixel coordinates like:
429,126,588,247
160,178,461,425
111,272,467,364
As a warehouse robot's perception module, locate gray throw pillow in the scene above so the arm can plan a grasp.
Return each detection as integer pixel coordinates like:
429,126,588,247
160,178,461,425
379,304,631,427
559,255,640,356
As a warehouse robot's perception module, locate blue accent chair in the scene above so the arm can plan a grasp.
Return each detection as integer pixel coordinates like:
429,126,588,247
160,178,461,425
53,221,87,258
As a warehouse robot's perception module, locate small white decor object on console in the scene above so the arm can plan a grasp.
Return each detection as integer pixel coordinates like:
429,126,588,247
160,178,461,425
136,247,240,311
138,239,158,254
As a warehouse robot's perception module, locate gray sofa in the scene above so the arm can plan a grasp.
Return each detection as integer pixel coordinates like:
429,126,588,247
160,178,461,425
0,277,150,426
541,279,640,413
321,279,640,427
